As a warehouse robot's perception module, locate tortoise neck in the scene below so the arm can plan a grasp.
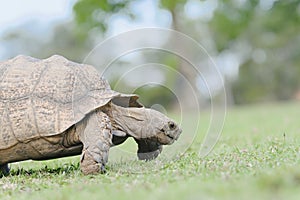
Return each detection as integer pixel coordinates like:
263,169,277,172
110,103,148,138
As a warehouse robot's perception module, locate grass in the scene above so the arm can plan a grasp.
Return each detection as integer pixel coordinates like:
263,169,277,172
1,101,300,200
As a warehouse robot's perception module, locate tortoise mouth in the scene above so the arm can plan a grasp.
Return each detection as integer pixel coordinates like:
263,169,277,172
166,134,174,140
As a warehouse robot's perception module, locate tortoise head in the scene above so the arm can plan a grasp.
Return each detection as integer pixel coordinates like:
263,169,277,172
111,104,182,145
142,108,182,145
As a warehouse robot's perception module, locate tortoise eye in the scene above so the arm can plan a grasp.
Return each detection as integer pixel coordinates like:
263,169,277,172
168,122,175,130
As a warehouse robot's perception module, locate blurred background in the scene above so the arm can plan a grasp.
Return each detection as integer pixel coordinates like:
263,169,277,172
0,0,299,109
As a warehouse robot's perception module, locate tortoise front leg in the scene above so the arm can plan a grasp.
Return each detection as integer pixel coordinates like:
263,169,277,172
79,110,112,175
135,139,163,161
0,164,10,176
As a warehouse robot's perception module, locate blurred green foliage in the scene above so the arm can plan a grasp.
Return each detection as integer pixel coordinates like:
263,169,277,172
134,85,176,108
0,22,89,62
1,0,299,106
73,0,133,40
209,0,259,51
72,0,300,105
229,0,300,103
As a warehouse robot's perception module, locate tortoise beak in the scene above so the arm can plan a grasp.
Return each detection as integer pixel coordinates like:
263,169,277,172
176,128,182,140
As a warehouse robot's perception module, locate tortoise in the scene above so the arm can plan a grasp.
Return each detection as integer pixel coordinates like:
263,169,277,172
0,55,182,175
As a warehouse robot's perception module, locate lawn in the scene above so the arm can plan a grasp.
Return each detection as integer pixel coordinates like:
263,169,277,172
1,101,300,200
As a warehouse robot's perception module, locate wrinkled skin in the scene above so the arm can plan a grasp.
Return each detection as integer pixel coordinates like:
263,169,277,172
0,102,182,175
0,55,182,176
80,102,182,174
108,103,182,161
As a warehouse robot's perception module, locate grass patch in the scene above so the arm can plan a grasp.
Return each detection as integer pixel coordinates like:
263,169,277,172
1,101,300,199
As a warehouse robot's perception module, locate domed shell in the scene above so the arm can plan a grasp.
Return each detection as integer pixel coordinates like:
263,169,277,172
0,55,141,150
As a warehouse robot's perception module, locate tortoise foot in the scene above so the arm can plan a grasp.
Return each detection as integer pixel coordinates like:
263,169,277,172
135,139,163,161
80,151,106,175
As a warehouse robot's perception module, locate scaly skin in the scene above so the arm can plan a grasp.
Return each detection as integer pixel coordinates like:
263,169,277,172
0,103,182,175
0,55,182,176
79,109,112,175
107,103,182,161
78,102,182,174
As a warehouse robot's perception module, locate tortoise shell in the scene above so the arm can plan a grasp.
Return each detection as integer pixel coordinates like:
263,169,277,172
0,55,140,150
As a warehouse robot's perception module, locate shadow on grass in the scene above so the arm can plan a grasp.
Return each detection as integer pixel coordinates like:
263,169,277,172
1,163,81,178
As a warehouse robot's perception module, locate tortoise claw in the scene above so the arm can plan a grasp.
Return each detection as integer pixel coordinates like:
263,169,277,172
100,164,106,174
80,150,107,175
